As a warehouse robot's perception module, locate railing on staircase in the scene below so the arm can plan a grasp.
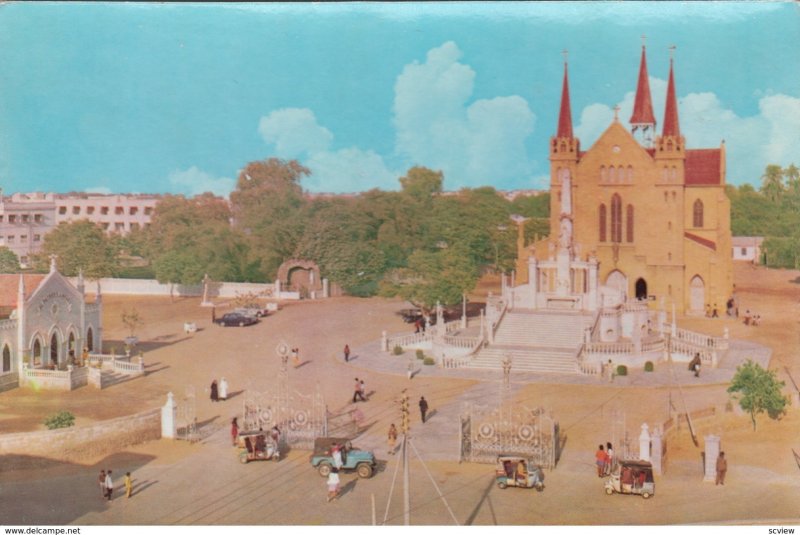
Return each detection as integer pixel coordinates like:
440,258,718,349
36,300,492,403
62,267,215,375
662,324,728,350
668,337,717,366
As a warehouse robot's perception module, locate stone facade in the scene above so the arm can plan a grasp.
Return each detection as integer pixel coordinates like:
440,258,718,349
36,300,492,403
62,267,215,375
517,48,733,315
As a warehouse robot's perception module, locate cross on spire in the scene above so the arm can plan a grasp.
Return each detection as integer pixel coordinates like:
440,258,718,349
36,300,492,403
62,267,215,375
562,49,568,63
669,44,677,61
613,105,621,122
641,34,646,47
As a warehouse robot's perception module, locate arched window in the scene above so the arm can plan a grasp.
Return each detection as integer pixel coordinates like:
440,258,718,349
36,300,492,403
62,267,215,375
671,166,678,180
611,194,622,243
662,167,669,181
664,191,668,202
599,204,607,242
626,204,634,242
86,327,94,352
600,166,607,182
2,345,10,373
627,166,634,182
693,199,704,228
609,166,617,183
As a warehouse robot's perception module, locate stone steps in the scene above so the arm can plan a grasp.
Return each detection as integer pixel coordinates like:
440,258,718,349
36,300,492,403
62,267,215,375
469,346,578,374
493,311,592,349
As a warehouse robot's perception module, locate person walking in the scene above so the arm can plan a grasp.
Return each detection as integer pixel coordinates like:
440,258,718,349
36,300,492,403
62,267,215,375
715,451,728,485
105,470,114,500
210,380,219,402
332,443,343,470
387,423,398,455
219,377,229,401
326,468,341,502
595,445,608,478
231,417,239,446
292,347,301,367
352,378,365,403
343,344,350,362
419,396,429,423
359,380,366,402
124,472,133,498
605,442,615,475
98,470,106,498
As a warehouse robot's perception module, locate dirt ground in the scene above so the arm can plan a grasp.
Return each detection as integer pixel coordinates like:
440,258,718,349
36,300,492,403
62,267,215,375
1,263,799,525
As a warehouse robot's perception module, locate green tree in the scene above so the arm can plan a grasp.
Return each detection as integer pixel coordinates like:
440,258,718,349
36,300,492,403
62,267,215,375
230,158,310,278
727,360,790,430
760,164,785,203
37,220,119,278
0,247,20,273
380,244,479,310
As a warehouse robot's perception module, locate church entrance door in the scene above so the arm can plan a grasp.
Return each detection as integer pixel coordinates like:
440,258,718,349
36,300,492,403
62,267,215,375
635,278,648,300
690,275,705,313
50,333,59,367
606,270,627,301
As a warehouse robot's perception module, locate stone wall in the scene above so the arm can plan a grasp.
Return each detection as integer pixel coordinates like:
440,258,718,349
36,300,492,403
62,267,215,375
0,408,161,462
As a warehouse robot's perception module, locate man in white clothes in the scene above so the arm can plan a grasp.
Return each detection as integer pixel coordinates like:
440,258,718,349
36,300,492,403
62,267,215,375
219,377,229,401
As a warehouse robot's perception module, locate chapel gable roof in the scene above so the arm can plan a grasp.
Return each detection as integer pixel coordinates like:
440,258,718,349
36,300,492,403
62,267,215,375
0,274,46,308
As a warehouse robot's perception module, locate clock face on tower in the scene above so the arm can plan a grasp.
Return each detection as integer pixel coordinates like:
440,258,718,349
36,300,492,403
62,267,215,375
612,145,621,154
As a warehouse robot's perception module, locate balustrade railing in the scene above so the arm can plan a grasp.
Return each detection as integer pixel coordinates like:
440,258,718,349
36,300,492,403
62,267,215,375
442,335,482,349
114,358,145,375
440,355,471,369
386,331,431,350
584,341,635,356
669,338,716,365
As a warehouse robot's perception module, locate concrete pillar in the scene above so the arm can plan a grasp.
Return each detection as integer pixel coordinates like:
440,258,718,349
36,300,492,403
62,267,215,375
650,427,663,475
638,423,651,461
703,435,720,482
381,331,388,352
161,392,177,439
322,278,329,298
275,279,281,298
528,256,539,309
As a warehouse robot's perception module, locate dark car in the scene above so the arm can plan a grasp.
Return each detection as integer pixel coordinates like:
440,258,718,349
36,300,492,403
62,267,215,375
214,312,258,327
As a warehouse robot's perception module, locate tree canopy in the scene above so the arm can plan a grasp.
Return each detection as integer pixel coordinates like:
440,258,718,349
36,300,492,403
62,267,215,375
0,247,20,273
37,220,119,279
727,360,789,430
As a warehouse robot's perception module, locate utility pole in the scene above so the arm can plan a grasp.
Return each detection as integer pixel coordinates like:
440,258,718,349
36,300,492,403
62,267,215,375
401,391,410,526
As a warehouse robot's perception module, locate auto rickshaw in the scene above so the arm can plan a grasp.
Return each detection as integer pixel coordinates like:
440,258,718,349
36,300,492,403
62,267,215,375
495,456,545,490
604,459,655,499
237,430,279,464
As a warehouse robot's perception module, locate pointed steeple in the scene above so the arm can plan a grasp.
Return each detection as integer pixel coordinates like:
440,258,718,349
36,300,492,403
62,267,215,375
630,45,656,130
662,56,681,138
556,60,574,139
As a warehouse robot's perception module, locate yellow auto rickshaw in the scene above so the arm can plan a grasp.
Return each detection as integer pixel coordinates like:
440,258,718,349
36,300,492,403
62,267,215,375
237,430,279,464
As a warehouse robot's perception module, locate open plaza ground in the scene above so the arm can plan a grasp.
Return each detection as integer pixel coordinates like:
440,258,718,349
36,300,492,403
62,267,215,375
0,263,799,525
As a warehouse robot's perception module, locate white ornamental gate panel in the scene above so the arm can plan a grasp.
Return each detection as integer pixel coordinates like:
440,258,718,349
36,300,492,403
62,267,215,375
243,385,327,450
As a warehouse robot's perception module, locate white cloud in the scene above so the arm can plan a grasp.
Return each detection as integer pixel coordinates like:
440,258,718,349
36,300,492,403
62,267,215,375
393,41,536,188
574,78,800,185
258,108,333,158
258,108,397,191
168,166,235,197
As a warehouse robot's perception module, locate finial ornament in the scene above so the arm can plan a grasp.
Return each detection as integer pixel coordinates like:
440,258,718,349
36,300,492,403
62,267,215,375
562,49,568,64
613,105,621,122
641,34,646,48
669,44,677,61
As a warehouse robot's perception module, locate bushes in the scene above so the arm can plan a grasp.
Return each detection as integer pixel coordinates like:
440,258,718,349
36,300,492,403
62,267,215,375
416,349,425,360
392,345,403,355
616,365,628,377
44,411,75,430
423,357,435,366
644,361,654,372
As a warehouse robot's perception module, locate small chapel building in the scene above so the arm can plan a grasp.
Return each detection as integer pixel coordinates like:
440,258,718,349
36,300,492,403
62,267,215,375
517,46,733,315
0,259,102,392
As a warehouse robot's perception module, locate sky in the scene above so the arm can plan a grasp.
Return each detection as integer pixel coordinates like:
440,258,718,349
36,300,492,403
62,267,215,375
0,2,798,197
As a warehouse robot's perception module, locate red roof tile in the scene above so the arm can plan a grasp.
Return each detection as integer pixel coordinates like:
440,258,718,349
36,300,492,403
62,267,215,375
684,232,716,251
0,274,46,308
685,149,722,185
630,46,656,126
556,62,574,139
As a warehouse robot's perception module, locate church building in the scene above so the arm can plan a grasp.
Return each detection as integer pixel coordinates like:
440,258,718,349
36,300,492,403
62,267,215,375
519,46,733,315
0,259,102,391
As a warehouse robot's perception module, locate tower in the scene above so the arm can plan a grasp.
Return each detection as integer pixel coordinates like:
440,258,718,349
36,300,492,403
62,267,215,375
630,42,657,147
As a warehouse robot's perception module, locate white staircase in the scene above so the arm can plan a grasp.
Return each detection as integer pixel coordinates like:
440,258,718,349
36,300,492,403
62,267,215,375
469,311,594,374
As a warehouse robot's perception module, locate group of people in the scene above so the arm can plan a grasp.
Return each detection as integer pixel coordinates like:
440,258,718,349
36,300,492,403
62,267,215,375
594,443,616,477
97,469,132,500
326,442,347,502
352,377,367,402
743,309,761,326
209,377,229,402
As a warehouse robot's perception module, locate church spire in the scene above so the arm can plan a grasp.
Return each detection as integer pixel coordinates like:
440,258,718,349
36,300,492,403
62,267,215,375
630,42,656,132
556,55,574,139
662,52,681,138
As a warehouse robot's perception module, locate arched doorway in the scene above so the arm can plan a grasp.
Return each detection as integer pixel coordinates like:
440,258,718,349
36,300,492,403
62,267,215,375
2,345,10,373
635,278,648,300
50,333,59,367
606,270,628,300
33,339,42,368
68,331,76,360
690,275,705,313
86,327,94,352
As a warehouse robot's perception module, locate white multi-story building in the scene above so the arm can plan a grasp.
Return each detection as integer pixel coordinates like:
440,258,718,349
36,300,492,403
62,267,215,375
0,192,161,266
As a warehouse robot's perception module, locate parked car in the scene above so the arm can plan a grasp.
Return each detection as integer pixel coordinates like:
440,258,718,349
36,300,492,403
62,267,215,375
233,307,269,319
214,312,258,327
309,437,376,478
